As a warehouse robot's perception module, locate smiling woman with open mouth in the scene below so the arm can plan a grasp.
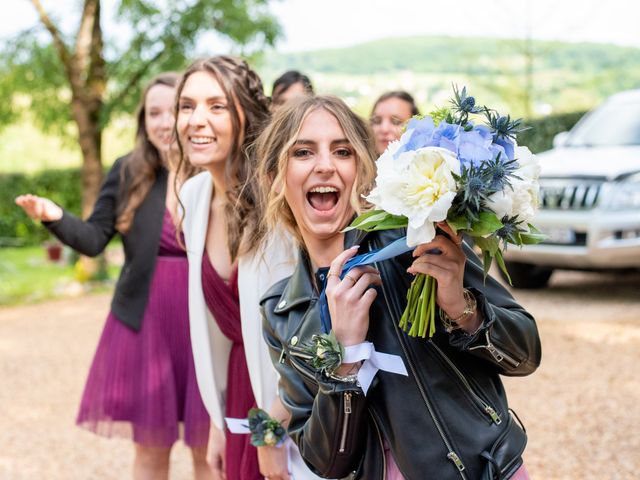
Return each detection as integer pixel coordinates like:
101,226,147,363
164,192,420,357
255,95,540,480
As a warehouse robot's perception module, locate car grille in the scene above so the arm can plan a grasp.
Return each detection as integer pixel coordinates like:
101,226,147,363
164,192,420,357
539,180,602,210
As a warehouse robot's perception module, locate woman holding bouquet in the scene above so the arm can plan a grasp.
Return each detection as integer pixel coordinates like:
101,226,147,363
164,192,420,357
256,95,540,480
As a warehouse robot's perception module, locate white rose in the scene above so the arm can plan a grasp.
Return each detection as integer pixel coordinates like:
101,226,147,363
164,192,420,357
514,146,540,182
366,146,460,246
486,189,512,220
487,147,540,228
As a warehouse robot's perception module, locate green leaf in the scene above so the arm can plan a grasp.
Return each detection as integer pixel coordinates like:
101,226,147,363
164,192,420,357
519,225,547,245
468,211,503,237
474,236,500,255
375,214,408,230
348,209,388,227
343,210,407,232
494,250,512,285
482,250,493,279
447,215,469,233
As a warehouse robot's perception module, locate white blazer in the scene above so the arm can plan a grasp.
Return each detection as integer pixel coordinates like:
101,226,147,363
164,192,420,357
180,172,323,480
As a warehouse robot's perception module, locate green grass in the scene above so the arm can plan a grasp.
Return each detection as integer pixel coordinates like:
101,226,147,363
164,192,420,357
0,244,122,306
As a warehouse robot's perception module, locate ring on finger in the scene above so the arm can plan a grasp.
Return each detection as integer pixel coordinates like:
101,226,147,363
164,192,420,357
327,272,340,279
343,274,357,285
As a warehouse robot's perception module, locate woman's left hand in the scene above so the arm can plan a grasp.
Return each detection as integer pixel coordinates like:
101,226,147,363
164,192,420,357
407,222,481,332
257,444,291,480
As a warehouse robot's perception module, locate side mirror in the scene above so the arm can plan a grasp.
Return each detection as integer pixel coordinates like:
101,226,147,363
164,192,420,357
553,131,569,148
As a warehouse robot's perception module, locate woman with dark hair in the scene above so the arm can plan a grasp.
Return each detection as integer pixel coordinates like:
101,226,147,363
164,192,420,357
370,90,420,155
271,70,314,111
177,56,323,480
255,95,539,479
15,73,211,480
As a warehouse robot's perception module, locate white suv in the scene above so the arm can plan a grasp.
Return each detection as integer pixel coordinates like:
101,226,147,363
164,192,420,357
503,89,640,288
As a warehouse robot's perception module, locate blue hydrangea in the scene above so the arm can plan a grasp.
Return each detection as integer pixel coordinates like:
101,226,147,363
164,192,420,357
391,106,517,166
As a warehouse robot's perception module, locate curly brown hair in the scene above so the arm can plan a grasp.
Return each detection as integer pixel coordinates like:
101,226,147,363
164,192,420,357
174,55,271,260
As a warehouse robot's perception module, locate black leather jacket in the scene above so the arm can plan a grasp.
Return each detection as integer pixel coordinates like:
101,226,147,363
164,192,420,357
261,229,541,480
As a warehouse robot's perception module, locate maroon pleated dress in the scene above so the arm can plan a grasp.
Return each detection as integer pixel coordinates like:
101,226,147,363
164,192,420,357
76,208,210,447
201,252,262,480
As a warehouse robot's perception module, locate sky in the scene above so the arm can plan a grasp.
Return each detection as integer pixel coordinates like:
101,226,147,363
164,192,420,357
1,0,639,52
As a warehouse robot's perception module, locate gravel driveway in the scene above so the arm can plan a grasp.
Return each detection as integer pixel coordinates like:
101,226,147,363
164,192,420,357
1,270,639,479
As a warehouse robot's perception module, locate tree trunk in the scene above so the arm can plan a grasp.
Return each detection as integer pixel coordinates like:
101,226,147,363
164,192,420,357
72,97,103,219
31,0,105,219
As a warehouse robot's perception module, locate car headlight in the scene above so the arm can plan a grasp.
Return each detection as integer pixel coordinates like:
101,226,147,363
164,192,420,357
602,173,640,210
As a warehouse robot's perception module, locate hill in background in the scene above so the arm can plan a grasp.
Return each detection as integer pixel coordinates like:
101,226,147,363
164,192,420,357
3,35,640,173
258,35,640,118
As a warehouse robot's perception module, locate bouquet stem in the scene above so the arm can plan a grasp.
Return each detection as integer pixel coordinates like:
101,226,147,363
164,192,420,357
399,274,437,338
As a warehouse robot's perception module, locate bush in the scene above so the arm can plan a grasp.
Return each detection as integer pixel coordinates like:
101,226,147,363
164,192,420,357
519,111,587,154
0,168,83,246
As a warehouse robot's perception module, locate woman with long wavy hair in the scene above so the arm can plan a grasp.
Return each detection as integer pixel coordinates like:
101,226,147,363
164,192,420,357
176,56,324,480
15,73,211,480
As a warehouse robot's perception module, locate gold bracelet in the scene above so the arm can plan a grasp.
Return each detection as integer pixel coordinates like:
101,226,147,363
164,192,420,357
439,289,477,333
328,361,362,383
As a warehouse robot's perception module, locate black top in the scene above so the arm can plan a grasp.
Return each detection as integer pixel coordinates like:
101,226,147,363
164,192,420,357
44,154,168,331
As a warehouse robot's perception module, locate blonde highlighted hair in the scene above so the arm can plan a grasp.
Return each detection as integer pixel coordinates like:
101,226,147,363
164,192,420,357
254,95,377,247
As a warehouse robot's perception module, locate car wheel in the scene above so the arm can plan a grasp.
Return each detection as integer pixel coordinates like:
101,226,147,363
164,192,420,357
502,261,553,289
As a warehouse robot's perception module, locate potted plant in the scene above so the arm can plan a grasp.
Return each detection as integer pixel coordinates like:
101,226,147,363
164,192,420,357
43,239,63,262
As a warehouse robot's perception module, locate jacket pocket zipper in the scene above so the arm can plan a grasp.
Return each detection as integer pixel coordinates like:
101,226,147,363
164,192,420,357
373,242,468,480
288,345,314,360
469,330,521,368
288,351,317,382
339,391,352,453
430,341,502,425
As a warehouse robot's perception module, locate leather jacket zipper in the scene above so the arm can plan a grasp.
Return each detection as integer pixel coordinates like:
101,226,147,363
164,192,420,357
373,242,468,479
290,348,358,458
469,330,521,368
339,392,352,453
289,344,313,360
430,341,502,425
288,350,317,382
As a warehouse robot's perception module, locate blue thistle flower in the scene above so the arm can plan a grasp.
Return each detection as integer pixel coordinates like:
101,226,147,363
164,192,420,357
451,85,484,125
494,216,525,244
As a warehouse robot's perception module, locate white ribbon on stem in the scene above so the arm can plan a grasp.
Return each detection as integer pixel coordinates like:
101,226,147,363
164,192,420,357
343,342,408,394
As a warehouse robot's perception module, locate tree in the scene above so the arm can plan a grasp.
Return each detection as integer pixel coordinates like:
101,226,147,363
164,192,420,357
1,0,280,217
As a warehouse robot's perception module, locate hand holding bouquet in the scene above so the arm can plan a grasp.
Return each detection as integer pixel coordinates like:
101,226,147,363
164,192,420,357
347,86,544,338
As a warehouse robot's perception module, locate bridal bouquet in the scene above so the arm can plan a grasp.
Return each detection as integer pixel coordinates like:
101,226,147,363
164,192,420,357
347,86,544,338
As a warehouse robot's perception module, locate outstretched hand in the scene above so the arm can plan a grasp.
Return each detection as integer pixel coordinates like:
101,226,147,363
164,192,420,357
15,194,63,222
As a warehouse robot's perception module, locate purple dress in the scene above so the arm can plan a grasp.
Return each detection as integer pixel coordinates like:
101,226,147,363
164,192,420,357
201,253,262,480
76,209,210,448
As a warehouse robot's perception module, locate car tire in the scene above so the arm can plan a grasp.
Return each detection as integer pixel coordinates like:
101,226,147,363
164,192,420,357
502,261,553,289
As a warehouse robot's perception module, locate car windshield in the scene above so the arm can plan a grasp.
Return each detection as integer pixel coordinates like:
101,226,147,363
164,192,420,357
567,99,640,147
